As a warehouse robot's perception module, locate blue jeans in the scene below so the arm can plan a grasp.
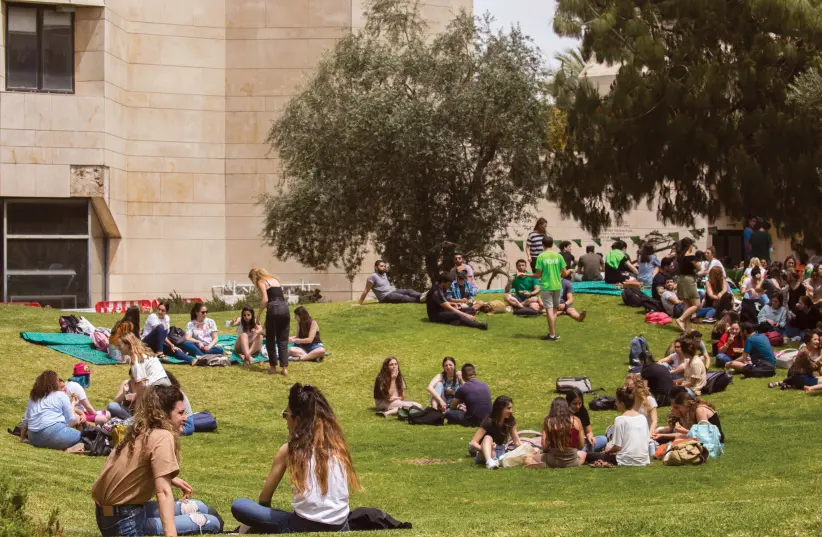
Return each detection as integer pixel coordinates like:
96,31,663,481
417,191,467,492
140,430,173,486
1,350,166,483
584,435,608,453
27,422,81,450
715,353,735,368
141,325,191,363
697,307,715,319
445,409,479,427
96,499,222,536
107,401,132,420
181,415,195,436
231,498,348,533
177,341,224,362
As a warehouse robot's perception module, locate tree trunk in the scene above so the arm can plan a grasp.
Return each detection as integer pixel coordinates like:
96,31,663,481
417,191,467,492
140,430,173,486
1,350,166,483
425,252,441,287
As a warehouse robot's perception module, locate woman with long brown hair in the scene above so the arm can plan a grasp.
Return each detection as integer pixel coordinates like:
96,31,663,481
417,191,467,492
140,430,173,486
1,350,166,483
19,370,83,450
249,267,291,376
652,389,725,444
470,395,520,469
526,397,586,468
288,306,326,362
624,373,658,432
92,385,222,535
373,357,422,417
232,383,361,533
705,266,731,318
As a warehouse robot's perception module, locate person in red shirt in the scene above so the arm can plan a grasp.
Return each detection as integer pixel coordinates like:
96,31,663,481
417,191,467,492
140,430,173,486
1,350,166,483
715,321,744,368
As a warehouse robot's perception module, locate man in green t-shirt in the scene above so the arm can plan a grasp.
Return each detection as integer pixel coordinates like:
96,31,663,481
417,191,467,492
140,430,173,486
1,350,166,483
532,236,569,341
504,259,542,312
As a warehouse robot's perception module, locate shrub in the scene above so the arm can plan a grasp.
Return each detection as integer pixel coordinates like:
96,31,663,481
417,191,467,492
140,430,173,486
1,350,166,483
0,479,62,537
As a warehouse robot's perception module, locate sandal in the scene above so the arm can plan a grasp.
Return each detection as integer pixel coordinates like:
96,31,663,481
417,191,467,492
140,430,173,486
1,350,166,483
768,381,782,388
589,459,615,469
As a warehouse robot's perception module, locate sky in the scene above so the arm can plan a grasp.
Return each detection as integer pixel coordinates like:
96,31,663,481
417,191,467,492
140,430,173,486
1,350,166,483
473,0,579,66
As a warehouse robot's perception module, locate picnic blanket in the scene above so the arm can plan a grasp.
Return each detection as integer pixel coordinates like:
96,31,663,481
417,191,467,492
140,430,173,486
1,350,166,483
476,281,651,297
21,332,94,345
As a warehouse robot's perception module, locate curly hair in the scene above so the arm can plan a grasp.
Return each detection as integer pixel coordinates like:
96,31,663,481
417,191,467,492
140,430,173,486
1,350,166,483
544,397,574,451
625,373,651,412
374,357,404,400
287,383,361,496
29,370,61,402
115,385,183,460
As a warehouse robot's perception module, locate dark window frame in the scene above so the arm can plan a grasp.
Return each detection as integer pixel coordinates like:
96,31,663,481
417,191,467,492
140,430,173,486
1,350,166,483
5,3,75,94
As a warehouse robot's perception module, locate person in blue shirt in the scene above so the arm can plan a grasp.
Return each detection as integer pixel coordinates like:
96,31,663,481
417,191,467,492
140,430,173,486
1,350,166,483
20,370,83,450
725,322,776,378
744,216,757,261
447,267,484,313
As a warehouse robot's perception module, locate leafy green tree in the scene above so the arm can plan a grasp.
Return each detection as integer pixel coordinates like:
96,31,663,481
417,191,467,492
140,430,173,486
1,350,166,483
549,0,822,240
261,0,551,287
548,47,587,110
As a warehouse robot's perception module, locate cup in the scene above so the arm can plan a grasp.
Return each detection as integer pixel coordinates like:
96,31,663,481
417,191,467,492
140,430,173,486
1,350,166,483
225,320,232,328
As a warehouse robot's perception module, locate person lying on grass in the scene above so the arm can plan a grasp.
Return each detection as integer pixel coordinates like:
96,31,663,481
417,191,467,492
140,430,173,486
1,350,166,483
469,395,520,470
91,385,223,536
288,306,327,363
652,389,725,444
231,305,263,366
584,387,651,467
373,357,422,417
231,383,361,534
525,397,586,469
427,356,463,412
19,370,84,451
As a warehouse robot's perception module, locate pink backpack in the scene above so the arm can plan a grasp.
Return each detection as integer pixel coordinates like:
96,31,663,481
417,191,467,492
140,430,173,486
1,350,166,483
645,312,672,325
92,329,110,352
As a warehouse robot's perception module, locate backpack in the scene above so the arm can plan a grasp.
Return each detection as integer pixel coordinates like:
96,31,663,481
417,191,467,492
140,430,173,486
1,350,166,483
702,371,732,395
555,377,592,394
92,329,110,352
167,327,186,346
765,331,785,348
688,420,724,458
195,355,230,367
397,406,426,421
645,312,672,325
59,315,81,334
663,439,709,466
513,307,541,317
81,426,112,457
407,407,445,426
629,336,651,366
589,395,617,411
192,411,218,432
622,287,644,307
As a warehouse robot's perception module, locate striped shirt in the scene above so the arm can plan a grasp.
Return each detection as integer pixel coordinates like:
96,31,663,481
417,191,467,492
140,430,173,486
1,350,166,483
527,232,546,259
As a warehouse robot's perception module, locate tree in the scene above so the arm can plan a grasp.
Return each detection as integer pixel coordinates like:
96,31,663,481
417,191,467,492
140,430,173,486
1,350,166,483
549,0,822,242
260,0,551,287
547,47,587,110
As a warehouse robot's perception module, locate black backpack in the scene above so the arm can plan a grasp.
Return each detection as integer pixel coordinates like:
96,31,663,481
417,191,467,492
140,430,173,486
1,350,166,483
407,407,445,426
622,287,644,307
59,315,81,334
739,298,761,324
589,395,617,411
702,371,733,395
167,326,186,346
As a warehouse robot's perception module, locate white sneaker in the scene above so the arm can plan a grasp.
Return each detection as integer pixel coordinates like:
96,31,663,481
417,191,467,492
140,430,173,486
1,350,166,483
486,458,500,470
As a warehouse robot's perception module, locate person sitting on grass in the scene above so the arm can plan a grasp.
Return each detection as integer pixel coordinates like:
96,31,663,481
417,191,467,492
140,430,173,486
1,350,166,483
19,370,83,451
674,238,702,333
426,273,488,330
179,303,224,359
675,339,707,395
470,396,520,470
604,240,639,284
659,339,688,378
427,356,463,412
704,266,732,320
577,244,605,282
565,388,607,453
288,306,326,363
531,236,570,341
639,352,674,407
741,267,768,305
625,373,658,432
687,330,711,369
447,266,484,313
558,277,587,322
231,384,360,533
446,363,492,427
715,320,744,368
725,322,776,377
141,302,189,363
64,376,109,425
91,385,223,536
373,357,422,418
230,305,263,366
636,242,661,286
107,370,137,420
652,389,725,444
120,334,171,393
356,260,422,305
109,306,141,363
660,278,685,319
584,387,651,467
758,293,788,333
652,257,676,301
791,296,822,337
504,259,542,312
712,311,740,355
770,349,821,391
166,372,194,437
525,397,587,469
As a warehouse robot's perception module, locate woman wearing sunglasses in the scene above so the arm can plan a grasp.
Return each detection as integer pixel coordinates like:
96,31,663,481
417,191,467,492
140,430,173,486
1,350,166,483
177,302,225,361
231,384,361,533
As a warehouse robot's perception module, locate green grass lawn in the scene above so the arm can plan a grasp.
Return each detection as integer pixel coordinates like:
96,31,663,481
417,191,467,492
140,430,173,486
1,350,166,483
1,296,821,537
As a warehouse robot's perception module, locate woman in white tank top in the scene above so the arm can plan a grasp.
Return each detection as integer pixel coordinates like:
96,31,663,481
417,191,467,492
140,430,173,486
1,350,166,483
231,384,361,533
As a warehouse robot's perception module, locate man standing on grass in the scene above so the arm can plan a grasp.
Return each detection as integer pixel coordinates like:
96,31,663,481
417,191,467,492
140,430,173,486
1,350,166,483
531,236,570,341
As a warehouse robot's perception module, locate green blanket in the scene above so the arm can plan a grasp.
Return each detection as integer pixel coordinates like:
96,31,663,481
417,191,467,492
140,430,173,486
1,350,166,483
21,332,93,345
477,281,650,297
47,344,120,365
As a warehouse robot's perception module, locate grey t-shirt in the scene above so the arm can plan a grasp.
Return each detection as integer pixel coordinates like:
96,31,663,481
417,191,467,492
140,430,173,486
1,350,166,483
367,272,396,301
579,253,603,281
661,290,677,317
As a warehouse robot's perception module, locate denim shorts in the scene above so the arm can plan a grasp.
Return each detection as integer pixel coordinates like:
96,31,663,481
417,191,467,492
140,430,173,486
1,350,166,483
297,342,324,353
475,443,506,463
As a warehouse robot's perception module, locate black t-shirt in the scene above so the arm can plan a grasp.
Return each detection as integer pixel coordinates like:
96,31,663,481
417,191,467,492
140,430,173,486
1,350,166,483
749,230,772,261
426,285,447,318
794,305,822,330
480,416,516,445
788,284,807,312
678,255,697,276
573,405,591,429
652,272,667,300
641,364,674,398
561,251,575,269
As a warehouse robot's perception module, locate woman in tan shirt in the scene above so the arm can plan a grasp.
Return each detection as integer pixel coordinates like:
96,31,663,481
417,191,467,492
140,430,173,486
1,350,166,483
91,385,222,536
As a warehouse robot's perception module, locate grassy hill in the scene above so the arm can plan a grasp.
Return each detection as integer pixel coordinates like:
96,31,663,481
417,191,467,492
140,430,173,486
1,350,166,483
0,296,820,536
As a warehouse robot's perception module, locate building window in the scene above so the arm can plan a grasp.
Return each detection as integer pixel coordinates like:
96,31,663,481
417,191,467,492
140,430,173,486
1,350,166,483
6,4,74,93
3,200,93,309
